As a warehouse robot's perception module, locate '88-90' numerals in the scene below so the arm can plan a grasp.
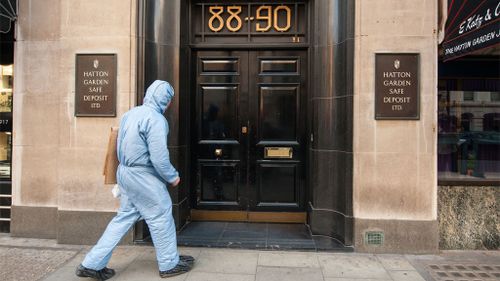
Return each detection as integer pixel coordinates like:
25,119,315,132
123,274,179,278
208,5,291,33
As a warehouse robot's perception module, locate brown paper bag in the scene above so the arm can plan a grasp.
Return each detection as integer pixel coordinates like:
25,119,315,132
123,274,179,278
103,127,119,184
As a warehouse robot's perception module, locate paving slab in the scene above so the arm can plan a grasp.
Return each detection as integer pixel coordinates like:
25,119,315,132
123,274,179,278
42,264,89,281
325,279,391,281
106,246,146,271
62,252,90,268
192,249,259,274
115,259,188,281
376,255,416,271
318,254,392,279
256,266,324,281
0,247,78,281
2,235,499,281
258,252,320,268
388,270,426,281
186,272,255,281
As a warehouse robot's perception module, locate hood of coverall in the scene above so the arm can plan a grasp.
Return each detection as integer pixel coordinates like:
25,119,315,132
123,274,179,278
143,80,175,114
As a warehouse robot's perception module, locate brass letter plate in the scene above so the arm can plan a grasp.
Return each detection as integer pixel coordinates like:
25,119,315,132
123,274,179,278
265,147,293,159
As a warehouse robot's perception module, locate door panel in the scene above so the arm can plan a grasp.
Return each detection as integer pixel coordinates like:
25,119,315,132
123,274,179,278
201,86,238,140
248,51,307,211
199,161,240,205
259,86,298,140
257,163,299,207
193,50,306,212
195,51,248,210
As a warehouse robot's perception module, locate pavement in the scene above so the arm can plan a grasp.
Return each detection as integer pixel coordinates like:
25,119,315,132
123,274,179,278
0,234,499,281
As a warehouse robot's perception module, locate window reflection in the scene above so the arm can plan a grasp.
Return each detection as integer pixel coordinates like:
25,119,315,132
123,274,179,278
0,65,12,113
0,64,12,233
0,132,11,179
0,65,12,180
261,87,296,140
202,87,236,140
438,79,500,180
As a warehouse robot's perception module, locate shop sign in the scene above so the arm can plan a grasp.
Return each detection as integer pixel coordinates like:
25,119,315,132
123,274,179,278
375,53,419,120
443,0,500,61
75,54,117,117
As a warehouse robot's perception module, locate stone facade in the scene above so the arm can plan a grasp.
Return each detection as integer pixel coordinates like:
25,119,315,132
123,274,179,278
12,0,137,239
353,0,438,253
11,0,440,253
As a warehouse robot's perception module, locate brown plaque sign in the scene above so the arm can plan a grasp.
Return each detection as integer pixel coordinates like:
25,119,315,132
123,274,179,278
375,53,419,120
75,54,117,117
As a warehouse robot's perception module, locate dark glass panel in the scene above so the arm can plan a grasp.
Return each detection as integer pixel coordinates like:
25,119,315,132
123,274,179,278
259,164,296,203
260,86,297,140
0,182,10,194
438,83,500,181
201,86,237,140
0,221,9,233
200,163,239,202
260,59,298,74
0,196,10,206
0,208,10,217
201,59,239,74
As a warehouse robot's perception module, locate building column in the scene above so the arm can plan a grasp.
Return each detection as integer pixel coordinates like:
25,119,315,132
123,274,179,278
139,0,190,229
309,0,355,246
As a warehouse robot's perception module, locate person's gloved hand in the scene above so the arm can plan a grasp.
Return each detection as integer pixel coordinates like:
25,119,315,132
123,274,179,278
111,184,121,198
171,177,181,187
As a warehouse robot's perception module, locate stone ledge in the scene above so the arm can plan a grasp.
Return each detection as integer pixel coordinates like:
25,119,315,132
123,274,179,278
354,218,439,254
57,210,133,245
11,205,58,239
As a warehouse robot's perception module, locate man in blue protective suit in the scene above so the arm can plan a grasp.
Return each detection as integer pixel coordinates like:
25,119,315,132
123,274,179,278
76,80,194,280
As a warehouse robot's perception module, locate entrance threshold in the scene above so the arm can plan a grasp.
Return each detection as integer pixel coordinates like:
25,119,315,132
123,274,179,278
177,221,353,252
190,210,307,224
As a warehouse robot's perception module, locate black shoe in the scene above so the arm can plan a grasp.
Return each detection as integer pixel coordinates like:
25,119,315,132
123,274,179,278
159,260,192,278
76,264,116,280
180,255,195,266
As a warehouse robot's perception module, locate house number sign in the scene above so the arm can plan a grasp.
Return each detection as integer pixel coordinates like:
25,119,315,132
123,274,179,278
207,5,292,33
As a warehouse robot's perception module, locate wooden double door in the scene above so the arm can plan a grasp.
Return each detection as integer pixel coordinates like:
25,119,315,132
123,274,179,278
192,50,307,214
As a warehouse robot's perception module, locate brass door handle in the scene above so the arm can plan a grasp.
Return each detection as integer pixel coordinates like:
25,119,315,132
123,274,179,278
215,149,223,157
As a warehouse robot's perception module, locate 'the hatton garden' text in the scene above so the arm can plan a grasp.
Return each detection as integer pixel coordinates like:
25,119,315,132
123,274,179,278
375,54,419,119
82,70,110,108
382,71,412,111
75,54,116,116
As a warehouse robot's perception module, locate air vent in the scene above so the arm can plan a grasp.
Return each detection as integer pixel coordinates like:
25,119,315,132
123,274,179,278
365,231,384,246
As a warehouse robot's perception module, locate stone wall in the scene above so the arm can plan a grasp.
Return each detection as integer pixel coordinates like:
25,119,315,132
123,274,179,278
12,0,137,241
438,186,499,250
353,0,439,253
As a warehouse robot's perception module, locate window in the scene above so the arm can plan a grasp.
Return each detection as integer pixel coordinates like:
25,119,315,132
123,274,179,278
463,91,474,101
438,78,500,183
492,92,500,102
0,64,12,233
0,65,12,113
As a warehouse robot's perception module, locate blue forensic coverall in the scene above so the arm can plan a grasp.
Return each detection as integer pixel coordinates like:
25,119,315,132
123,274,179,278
82,80,180,272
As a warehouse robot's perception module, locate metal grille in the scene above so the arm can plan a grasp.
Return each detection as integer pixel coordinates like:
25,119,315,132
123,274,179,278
365,231,384,246
427,264,500,281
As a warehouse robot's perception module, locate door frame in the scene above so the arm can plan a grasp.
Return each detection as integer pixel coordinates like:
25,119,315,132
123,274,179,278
136,0,355,246
189,47,311,221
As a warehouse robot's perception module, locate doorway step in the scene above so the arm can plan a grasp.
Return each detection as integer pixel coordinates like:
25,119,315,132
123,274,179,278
176,221,353,251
